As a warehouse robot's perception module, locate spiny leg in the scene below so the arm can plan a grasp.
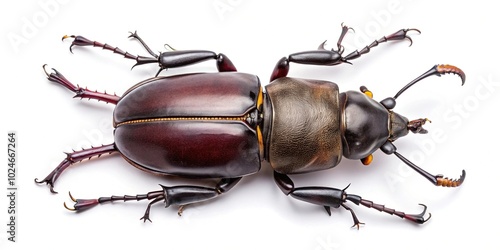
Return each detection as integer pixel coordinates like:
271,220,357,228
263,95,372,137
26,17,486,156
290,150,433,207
126,31,238,73
35,143,117,193
318,22,354,53
128,30,158,58
340,204,364,229
62,35,158,69
64,177,241,222
43,65,120,104
274,171,430,229
342,28,420,61
64,190,164,222
270,23,420,81
62,33,237,75
355,199,430,225
155,50,237,76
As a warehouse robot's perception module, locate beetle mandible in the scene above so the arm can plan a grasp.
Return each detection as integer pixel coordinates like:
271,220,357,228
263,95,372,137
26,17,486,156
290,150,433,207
36,24,466,228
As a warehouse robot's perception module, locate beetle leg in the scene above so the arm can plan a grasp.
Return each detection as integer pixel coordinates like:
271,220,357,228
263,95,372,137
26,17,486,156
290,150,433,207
270,24,420,82
63,190,165,223
347,195,431,224
62,32,237,74
270,50,346,82
156,51,237,74
140,196,165,223
62,34,158,69
270,24,349,81
341,204,365,229
127,30,237,74
160,177,242,214
128,31,159,58
63,178,242,222
342,28,421,62
318,23,354,53
43,65,120,104
35,143,117,193
273,171,430,228
270,57,290,82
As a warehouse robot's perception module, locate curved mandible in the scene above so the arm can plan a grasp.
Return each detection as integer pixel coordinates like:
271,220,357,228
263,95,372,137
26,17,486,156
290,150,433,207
394,64,466,99
436,170,467,187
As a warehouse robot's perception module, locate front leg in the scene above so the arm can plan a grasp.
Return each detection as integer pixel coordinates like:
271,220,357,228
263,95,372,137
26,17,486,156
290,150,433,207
270,23,420,81
273,171,430,228
35,143,117,193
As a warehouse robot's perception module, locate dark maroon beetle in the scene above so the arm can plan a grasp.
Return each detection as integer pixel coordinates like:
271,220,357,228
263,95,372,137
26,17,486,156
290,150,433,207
36,24,466,228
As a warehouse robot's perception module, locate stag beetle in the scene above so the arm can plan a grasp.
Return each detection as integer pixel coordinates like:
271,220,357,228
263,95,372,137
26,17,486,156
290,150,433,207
36,24,466,228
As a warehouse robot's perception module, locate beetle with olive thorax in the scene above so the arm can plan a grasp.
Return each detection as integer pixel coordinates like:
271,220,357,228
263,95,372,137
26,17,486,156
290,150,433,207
264,65,460,178
37,24,465,228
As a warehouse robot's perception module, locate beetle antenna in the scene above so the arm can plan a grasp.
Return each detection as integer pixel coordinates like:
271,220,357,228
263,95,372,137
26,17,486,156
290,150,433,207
394,64,465,99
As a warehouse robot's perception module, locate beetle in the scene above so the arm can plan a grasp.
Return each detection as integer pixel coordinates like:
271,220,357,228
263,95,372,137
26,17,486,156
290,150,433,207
36,24,466,228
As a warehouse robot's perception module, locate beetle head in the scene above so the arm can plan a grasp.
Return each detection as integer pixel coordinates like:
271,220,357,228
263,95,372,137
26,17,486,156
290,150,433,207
340,92,426,160
342,64,465,160
368,64,466,188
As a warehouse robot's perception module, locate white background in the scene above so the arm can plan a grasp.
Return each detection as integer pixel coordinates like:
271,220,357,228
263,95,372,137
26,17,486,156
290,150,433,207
1,0,499,249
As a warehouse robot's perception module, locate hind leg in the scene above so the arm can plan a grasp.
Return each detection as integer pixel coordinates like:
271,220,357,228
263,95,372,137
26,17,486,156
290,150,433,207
35,143,117,193
43,65,120,104
37,66,121,193
64,177,241,222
